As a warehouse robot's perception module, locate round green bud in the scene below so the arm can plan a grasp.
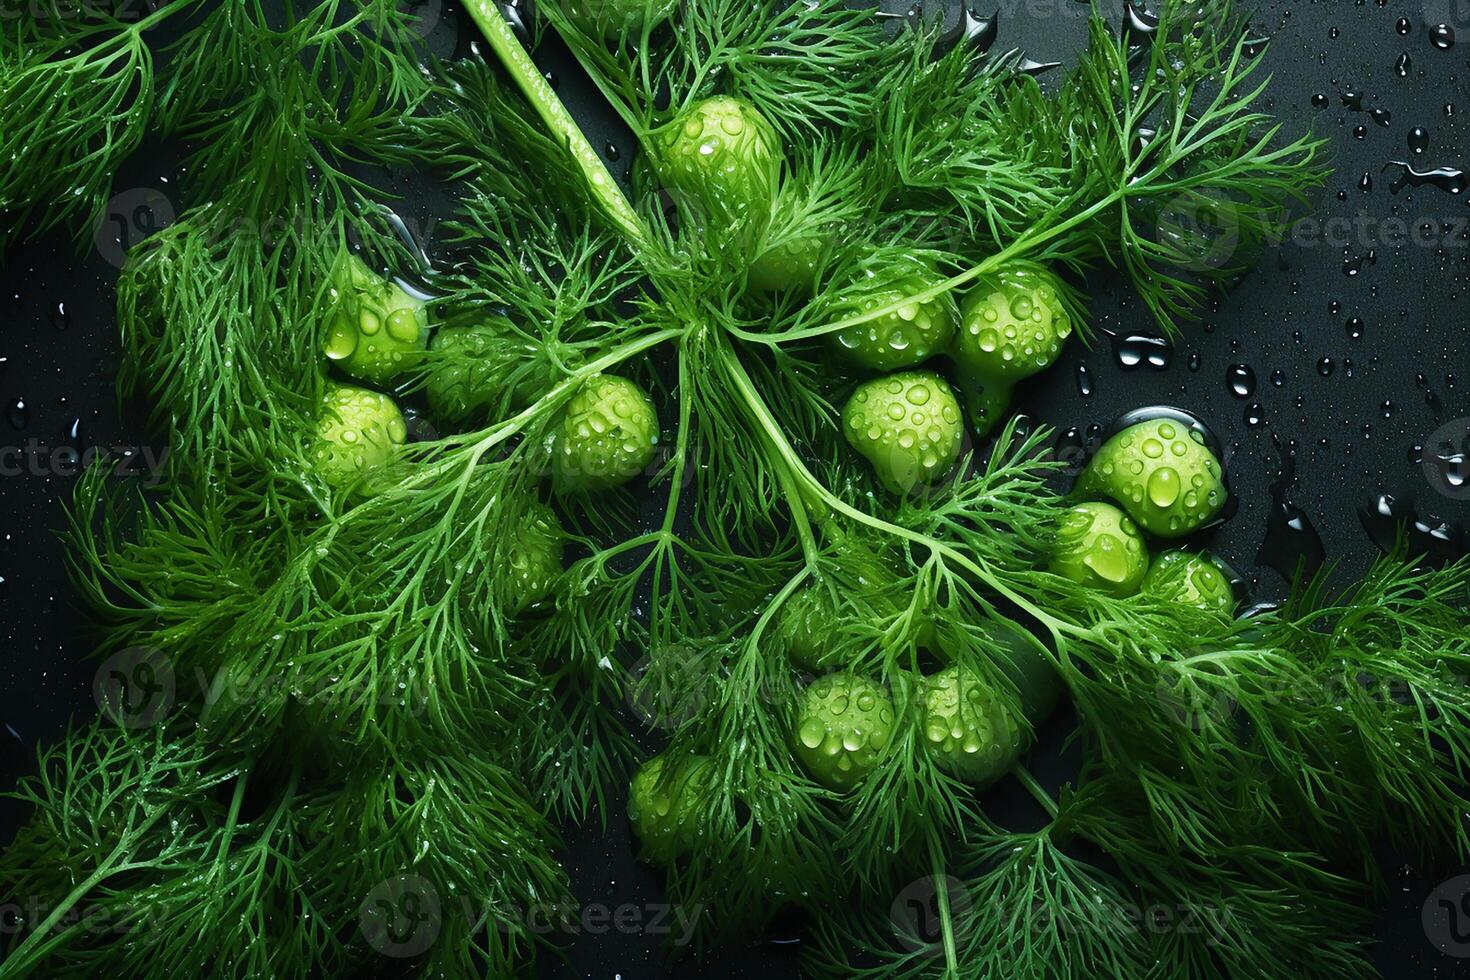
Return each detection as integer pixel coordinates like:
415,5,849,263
951,263,1074,436
628,753,713,866
504,499,565,616
830,254,958,372
566,0,679,36
312,384,408,491
550,374,659,493
748,232,828,293
1141,550,1235,614
920,666,1023,786
792,673,896,792
778,586,836,672
1049,502,1150,597
1076,418,1227,538
322,252,429,385
424,321,544,423
842,371,964,494
653,96,782,235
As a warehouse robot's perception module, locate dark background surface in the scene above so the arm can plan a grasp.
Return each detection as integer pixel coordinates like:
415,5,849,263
3,0,1470,976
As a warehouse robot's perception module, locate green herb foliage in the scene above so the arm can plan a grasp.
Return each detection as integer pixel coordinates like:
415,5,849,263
1,1,1464,978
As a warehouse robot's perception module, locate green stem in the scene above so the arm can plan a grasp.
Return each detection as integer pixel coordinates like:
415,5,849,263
926,829,961,978
462,0,649,249
1012,765,1059,820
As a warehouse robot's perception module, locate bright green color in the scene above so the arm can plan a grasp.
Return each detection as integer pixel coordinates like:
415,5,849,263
828,253,958,371
550,374,659,493
565,0,679,36
627,753,713,866
1049,501,1150,597
424,321,544,422
950,263,1074,435
920,666,1023,786
748,233,827,293
651,96,782,238
842,371,964,494
322,251,429,385
792,673,896,792
1142,549,1236,613
311,384,408,491
505,498,565,615
1077,418,1227,537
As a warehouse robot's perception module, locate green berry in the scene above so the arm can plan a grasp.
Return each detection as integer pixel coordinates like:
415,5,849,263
792,673,896,792
550,374,659,493
778,587,837,672
504,499,565,615
312,384,407,491
1141,550,1235,613
1076,418,1227,538
950,263,1073,436
424,321,545,423
628,753,713,866
842,372,964,494
1049,502,1150,597
566,0,678,35
322,251,429,385
653,96,782,236
829,254,958,372
920,666,1023,786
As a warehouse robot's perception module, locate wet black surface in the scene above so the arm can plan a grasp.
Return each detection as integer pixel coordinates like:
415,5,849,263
2,1,1470,977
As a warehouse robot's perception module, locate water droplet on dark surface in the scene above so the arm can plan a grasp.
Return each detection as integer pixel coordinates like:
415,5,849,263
1407,127,1430,154
1270,369,1286,387
6,398,28,430
1345,316,1364,339
1342,250,1377,276
1226,363,1257,399
1430,24,1455,50
1383,161,1468,195
1311,93,1328,109
1358,172,1372,192
960,5,999,53
1394,17,1411,35
1394,52,1411,77
1122,0,1158,39
1370,107,1392,127
1243,402,1266,428
1316,357,1335,377
1360,493,1467,566
49,302,70,332
1112,333,1171,371
1075,363,1093,398
1257,437,1326,582
1352,125,1368,140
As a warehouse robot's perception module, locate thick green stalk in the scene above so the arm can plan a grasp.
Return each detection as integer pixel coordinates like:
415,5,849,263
462,0,649,249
